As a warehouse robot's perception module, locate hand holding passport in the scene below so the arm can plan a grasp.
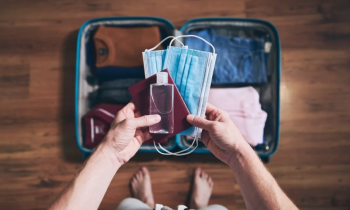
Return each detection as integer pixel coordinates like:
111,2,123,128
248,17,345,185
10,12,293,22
129,69,192,143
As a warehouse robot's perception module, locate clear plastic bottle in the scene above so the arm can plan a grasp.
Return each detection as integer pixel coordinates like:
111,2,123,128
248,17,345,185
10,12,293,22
149,72,174,134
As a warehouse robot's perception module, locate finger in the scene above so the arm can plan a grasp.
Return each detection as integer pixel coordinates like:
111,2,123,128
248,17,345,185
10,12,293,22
134,129,145,144
200,130,210,146
119,102,137,117
138,126,152,139
117,102,136,118
205,103,217,114
134,111,141,118
134,128,152,144
115,102,137,124
123,101,136,112
141,129,152,141
126,115,161,129
114,113,125,125
204,139,215,153
187,114,214,131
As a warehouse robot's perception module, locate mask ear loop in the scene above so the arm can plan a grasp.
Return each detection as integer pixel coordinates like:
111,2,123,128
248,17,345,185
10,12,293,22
145,36,185,52
154,127,199,156
169,35,216,54
153,35,214,156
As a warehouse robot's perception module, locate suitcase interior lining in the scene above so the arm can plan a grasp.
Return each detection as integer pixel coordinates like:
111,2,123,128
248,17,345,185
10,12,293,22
181,20,279,155
77,18,279,155
77,19,175,152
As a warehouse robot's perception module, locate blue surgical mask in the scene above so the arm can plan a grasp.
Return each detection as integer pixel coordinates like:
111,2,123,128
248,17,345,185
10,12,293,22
143,36,217,156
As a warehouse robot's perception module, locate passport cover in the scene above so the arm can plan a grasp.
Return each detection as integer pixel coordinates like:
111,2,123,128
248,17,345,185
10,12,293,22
128,69,192,143
84,104,124,149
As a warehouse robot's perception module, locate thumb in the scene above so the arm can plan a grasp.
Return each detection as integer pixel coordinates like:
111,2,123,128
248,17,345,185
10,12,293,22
187,114,214,131
127,115,161,128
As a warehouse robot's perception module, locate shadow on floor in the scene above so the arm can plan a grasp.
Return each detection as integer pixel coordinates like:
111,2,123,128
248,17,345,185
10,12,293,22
59,29,84,163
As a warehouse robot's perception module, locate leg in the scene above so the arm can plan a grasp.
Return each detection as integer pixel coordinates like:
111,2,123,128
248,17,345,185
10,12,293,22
199,205,228,210
130,167,155,208
115,198,151,210
189,167,214,209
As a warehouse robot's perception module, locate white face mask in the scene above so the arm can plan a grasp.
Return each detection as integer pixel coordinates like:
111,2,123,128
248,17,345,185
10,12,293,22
143,35,217,156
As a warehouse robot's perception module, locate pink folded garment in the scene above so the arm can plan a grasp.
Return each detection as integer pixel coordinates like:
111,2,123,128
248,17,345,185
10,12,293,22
208,87,267,146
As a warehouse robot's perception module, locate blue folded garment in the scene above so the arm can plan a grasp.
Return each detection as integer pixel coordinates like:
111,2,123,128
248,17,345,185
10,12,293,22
185,29,268,85
95,66,145,82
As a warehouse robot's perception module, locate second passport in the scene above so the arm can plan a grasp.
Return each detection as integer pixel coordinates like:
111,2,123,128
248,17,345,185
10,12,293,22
129,69,192,143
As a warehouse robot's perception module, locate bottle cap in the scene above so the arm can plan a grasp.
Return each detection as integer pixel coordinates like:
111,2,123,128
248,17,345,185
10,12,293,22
156,72,168,84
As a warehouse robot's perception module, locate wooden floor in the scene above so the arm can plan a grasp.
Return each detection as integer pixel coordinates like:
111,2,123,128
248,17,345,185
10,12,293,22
1,0,350,209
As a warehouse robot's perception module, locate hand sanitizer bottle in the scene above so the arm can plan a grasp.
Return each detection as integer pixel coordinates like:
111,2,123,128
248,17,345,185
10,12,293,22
149,72,174,134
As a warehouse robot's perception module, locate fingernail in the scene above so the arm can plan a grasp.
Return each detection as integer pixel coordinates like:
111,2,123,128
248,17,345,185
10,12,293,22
150,115,161,121
187,114,195,120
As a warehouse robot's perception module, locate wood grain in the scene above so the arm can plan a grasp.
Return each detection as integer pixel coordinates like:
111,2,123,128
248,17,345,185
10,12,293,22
0,0,350,209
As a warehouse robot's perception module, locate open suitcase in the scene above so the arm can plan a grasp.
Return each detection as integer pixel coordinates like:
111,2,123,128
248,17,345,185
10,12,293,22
75,17,281,161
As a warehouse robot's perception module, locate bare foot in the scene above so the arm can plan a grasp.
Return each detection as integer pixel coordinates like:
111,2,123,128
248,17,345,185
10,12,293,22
130,167,155,208
190,167,214,209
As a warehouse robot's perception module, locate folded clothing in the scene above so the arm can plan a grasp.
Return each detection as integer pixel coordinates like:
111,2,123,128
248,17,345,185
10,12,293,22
83,104,167,149
99,89,132,104
95,67,145,82
185,29,268,85
208,87,267,146
99,78,143,89
98,78,142,104
94,26,162,68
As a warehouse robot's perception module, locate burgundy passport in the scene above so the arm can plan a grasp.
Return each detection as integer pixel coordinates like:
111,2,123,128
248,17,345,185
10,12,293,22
128,69,192,143
84,104,124,149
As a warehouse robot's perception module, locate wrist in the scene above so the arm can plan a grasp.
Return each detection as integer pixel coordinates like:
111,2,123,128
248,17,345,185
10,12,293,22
97,141,123,169
228,136,251,167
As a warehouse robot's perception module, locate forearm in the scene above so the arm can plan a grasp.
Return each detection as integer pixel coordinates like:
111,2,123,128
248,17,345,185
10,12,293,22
229,140,297,210
49,142,121,210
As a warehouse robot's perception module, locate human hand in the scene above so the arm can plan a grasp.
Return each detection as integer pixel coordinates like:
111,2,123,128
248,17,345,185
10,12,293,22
103,102,161,165
186,103,246,165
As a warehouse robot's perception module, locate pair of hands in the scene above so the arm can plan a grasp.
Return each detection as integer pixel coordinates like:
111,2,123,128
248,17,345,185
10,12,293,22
103,102,245,165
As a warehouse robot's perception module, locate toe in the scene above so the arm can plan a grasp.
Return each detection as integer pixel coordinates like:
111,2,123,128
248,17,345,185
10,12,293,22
136,172,142,180
208,177,214,187
202,171,208,179
130,182,136,192
195,167,201,177
133,169,141,178
200,169,205,178
131,180,136,187
142,167,149,176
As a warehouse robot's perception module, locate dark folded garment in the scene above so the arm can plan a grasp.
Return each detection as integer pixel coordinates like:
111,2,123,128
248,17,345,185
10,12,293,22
98,78,142,104
95,66,145,82
99,78,143,89
98,89,132,104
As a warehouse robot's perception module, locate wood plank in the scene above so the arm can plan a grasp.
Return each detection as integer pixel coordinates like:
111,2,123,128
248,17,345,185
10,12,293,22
0,0,350,209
